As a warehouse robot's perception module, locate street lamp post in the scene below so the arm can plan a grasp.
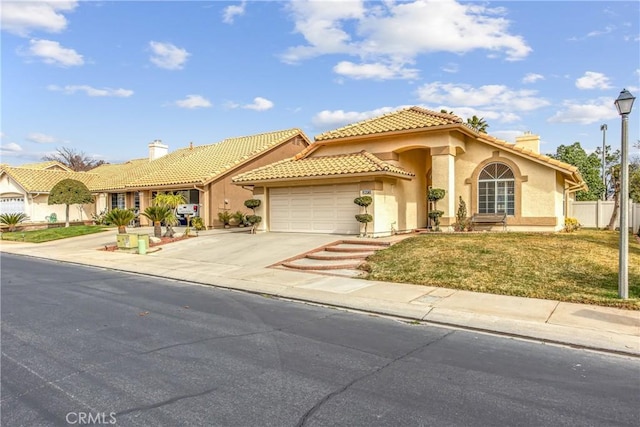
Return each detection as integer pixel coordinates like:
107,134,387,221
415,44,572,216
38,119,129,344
600,124,607,200
614,88,635,299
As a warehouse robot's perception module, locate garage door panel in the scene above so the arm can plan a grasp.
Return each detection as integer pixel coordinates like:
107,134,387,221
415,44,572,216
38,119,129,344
270,185,360,234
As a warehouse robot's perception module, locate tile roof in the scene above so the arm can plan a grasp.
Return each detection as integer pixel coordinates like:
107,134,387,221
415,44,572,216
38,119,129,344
0,166,100,193
2,129,308,193
18,160,72,171
477,134,586,188
125,128,307,188
232,150,414,183
315,106,462,141
314,105,585,189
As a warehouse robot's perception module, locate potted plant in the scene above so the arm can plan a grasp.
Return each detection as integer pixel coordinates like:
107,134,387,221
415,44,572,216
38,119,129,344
218,211,232,228
231,211,246,227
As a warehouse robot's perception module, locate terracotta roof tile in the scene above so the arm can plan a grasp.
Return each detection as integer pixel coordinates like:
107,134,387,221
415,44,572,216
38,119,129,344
315,106,462,141
232,151,414,183
1,167,100,193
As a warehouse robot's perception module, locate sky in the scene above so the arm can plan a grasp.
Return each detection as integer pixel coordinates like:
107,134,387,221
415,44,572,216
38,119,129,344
1,0,639,166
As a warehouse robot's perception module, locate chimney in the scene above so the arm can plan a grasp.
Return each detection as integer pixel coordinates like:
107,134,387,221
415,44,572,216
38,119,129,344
148,139,168,161
515,131,540,153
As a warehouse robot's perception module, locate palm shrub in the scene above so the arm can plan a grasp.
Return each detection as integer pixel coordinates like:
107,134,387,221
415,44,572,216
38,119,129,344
191,216,205,231
218,211,232,227
231,211,246,227
0,212,29,232
141,205,171,238
153,192,186,237
354,196,373,237
104,208,136,234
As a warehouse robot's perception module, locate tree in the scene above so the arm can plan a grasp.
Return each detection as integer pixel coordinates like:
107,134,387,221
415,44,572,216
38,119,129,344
141,206,172,238
551,142,604,201
466,115,489,133
354,196,373,237
43,147,106,172
104,208,135,234
48,179,94,227
153,192,186,237
594,144,621,200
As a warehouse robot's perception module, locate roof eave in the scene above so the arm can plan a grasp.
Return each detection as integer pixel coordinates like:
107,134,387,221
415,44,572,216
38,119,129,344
232,170,414,186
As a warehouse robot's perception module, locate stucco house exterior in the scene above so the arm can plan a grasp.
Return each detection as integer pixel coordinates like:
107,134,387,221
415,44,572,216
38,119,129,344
0,161,96,223
232,107,586,235
0,129,309,228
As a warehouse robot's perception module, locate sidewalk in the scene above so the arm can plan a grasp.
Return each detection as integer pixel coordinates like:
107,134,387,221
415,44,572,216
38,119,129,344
1,228,638,357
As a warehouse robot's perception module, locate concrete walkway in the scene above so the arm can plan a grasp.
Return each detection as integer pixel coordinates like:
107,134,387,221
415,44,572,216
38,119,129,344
1,227,638,357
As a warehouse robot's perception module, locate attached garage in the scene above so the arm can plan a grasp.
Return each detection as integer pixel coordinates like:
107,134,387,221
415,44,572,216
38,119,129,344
269,184,361,234
0,197,25,214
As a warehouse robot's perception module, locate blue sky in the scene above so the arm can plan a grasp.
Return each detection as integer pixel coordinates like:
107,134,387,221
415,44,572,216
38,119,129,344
1,0,639,166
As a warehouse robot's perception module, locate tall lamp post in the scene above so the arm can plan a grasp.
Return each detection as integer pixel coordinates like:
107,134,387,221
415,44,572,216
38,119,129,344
614,88,635,299
600,124,607,200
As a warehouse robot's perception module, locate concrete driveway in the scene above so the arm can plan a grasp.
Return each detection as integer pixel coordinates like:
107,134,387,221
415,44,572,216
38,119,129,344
0,226,348,269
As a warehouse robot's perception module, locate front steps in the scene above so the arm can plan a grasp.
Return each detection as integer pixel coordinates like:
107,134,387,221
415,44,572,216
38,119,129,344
277,239,391,277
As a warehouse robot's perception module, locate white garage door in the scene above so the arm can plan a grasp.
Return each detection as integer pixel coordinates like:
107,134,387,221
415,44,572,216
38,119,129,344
0,197,25,214
270,184,361,234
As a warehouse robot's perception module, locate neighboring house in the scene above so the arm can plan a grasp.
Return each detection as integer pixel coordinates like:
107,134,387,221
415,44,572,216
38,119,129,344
0,163,97,222
232,107,586,235
0,129,309,228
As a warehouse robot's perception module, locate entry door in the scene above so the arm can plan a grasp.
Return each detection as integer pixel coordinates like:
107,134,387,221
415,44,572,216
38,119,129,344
269,184,360,234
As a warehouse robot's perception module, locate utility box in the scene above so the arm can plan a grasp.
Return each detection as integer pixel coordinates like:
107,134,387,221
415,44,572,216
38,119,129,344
137,234,149,255
116,234,138,249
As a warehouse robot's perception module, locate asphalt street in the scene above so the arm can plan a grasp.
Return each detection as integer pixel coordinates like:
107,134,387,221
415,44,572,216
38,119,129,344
1,253,639,426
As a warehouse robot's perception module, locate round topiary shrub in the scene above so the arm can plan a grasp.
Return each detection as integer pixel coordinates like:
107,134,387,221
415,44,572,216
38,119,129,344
244,199,261,211
355,214,373,224
353,196,373,208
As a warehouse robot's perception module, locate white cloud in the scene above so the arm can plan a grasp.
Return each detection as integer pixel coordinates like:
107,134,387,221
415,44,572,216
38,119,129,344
27,133,57,144
149,41,190,70
26,39,83,67
548,97,618,124
575,71,612,90
175,95,212,109
312,106,400,129
47,85,133,97
333,61,418,80
0,142,23,154
1,1,78,36
441,63,459,74
243,97,274,111
282,0,531,80
522,73,544,84
222,1,246,24
416,82,550,115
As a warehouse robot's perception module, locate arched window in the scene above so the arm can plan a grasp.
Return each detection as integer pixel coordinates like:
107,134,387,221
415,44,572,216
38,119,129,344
478,162,515,215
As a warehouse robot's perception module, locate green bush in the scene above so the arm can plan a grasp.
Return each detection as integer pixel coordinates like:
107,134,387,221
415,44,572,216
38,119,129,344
355,214,373,224
104,208,135,234
564,217,581,233
353,196,373,208
428,188,446,202
244,199,261,211
231,211,245,226
428,210,444,231
191,216,205,230
453,196,470,232
246,214,262,234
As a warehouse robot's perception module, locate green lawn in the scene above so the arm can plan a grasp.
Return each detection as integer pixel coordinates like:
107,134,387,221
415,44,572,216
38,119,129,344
0,225,110,243
363,229,640,310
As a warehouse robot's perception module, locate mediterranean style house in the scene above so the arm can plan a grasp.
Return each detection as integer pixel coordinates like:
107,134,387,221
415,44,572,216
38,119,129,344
0,129,309,228
232,107,586,235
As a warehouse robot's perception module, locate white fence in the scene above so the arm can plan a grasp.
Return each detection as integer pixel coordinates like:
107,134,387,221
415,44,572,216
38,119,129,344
570,200,639,232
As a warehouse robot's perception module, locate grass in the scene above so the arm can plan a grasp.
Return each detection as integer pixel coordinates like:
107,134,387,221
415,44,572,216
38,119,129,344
364,229,640,310
0,225,110,243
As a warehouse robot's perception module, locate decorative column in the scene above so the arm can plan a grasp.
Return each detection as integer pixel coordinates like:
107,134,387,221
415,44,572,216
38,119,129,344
430,146,456,227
